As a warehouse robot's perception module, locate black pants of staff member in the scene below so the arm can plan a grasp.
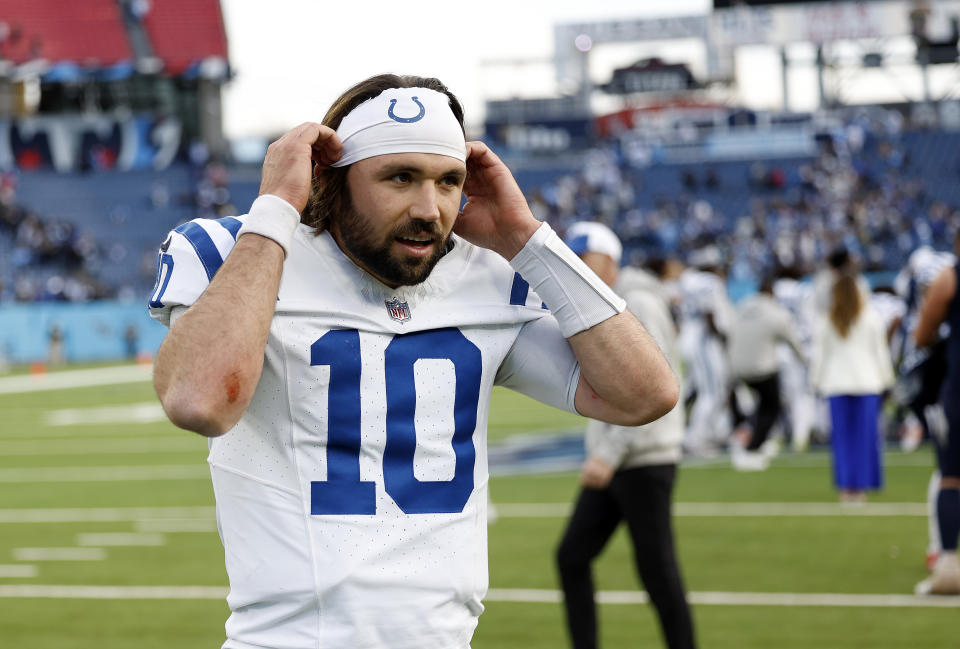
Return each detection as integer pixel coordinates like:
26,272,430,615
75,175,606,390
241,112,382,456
730,373,782,451
556,464,696,649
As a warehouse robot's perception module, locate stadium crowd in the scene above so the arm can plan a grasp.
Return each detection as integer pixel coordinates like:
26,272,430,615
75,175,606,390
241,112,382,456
527,110,960,285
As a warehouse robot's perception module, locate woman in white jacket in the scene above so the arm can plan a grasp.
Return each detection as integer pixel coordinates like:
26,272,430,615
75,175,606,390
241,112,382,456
812,273,895,502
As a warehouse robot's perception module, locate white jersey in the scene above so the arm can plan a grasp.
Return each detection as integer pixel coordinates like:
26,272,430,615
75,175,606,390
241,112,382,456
772,277,815,353
893,247,956,362
149,216,581,649
675,268,732,335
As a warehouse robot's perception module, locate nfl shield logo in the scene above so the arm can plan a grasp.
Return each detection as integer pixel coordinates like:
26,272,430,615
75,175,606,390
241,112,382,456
385,297,412,324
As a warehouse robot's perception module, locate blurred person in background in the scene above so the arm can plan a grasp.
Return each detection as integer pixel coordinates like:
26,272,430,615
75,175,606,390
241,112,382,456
772,264,818,451
727,274,804,471
811,274,894,503
47,323,65,366
812,247,871,315
913,230,960,595
675,246,733,456
556,222,695,649
891,245,956,571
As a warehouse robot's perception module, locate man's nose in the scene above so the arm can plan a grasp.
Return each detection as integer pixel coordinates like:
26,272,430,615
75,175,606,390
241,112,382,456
408,182,441,221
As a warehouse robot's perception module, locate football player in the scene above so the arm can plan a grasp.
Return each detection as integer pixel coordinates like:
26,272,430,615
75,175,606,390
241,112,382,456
913,232,960,595
149,74,678,648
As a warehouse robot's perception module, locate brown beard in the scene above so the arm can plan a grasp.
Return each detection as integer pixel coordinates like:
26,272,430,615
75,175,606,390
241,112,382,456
334,208,448,287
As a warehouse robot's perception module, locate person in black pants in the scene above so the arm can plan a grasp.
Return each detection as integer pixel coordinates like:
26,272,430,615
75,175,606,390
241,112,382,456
556,222,695,649
727,275,803,471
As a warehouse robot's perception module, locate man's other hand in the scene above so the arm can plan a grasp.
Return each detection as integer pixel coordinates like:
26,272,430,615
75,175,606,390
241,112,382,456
580,457,615,489
259,122,342,212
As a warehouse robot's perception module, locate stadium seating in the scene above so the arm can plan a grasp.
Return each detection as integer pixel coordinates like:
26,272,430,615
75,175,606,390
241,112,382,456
140,0,229,75
0,1,131,66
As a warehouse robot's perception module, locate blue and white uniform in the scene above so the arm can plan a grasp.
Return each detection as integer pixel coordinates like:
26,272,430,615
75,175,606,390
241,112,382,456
150,216,581,649
675,268,733,453
772,276,818,450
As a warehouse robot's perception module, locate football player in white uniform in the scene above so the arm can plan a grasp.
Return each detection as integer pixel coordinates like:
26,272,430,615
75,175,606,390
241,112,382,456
675,247,733,456
149,74,678,649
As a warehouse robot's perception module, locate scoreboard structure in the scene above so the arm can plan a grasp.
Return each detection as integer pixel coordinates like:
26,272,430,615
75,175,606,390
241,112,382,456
552,0,960,110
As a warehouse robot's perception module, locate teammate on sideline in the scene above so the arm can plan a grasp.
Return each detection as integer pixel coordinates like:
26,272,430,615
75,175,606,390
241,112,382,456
675,246,733,456
148,74,678,648
892,246,955,568
556,222,696,649
913,231,960,595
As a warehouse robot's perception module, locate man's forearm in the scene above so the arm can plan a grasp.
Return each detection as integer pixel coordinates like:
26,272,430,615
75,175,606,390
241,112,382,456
154,234,285,436
570,311,679,426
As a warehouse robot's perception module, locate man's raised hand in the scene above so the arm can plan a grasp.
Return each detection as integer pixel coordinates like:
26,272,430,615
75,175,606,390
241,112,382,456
455,141,540,260
259,123,342,212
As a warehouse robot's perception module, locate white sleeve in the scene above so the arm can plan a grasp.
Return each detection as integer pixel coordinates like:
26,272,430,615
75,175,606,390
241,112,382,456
147,216,244,327
495,316,581,414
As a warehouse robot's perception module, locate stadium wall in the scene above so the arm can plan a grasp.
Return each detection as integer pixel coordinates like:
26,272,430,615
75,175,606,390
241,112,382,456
0,301,167,365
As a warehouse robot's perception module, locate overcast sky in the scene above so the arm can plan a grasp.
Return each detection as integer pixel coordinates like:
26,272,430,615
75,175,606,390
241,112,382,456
216,0,954,140
218,0,710,138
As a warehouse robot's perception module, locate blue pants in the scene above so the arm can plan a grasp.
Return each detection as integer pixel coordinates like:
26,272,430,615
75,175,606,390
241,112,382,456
828,394,883,490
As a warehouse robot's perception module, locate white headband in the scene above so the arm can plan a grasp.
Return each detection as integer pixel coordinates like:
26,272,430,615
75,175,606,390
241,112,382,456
330,87,466,167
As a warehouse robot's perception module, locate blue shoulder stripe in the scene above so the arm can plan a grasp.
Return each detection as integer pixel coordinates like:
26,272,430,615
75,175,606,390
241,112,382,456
216,216,242,240
509,273,530,306
174,221,224,281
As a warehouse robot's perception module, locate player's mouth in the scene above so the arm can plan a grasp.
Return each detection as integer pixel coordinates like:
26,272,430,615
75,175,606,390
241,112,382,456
394,234,437,257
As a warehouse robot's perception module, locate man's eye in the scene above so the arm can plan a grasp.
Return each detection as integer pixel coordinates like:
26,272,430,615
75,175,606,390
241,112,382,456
440,176,461,186
390,173,411,183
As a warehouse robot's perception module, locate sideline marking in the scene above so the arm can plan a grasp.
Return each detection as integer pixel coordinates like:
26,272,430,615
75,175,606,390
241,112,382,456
0,506,215,523
0,585,956,607
492,502,927,518
0,565,37,578
44,402,167,427
135,519,218,533
0,502,927,523
0,437,205,456
13,548,106,561
0,429,182,440
76,533,166,547
486,588,960,608
0,365,152,395
0,465,209,483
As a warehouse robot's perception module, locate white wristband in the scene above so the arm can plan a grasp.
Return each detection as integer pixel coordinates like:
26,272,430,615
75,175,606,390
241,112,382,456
510,222,627,337
236,194,301,258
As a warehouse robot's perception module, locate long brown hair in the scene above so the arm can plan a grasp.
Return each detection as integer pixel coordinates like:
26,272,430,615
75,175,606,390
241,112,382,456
829,273,863,338
301,74,465,232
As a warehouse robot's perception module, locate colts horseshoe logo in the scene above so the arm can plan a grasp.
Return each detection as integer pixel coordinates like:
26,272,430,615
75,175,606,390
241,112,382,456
387,96,426,123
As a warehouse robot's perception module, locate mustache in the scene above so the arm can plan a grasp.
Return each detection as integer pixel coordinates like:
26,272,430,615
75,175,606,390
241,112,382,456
392,219,443,241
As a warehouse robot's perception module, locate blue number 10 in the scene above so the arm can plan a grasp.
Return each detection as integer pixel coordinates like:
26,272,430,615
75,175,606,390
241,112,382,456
310,328,482,516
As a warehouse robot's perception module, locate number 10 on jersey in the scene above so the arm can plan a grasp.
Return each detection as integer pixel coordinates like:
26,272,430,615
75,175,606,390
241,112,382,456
310,328,482,516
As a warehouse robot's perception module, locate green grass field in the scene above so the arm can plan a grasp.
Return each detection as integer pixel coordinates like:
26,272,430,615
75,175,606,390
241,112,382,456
0,364,956,648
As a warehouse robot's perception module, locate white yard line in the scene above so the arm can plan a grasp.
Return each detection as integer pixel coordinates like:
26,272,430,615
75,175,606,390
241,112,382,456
0,565,37,578
13,548,106,561
0,365,152,394
492,502,927,518
0,465,209,482
134,519,218,533
486,588,960,608
75,533,166,547
0,437,206,456
0,429,181,439
0,506,215,523
0,501,927,523
0,585,226,599
43,403,167,426
0,585,955,607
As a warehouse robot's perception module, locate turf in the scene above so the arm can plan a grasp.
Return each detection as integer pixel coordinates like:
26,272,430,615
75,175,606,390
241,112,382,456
0,364,952,648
